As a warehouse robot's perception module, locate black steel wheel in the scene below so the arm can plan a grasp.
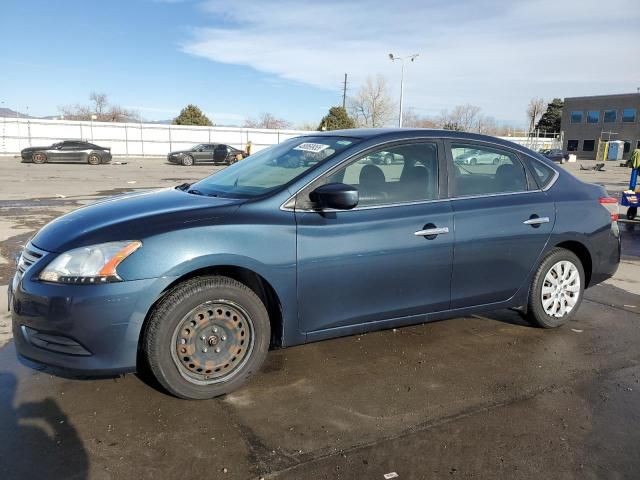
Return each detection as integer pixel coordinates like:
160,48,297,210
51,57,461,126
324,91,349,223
87,153,101,165
142,276,270,399
32,152,47,164
627,207,637,220
181,155,194,166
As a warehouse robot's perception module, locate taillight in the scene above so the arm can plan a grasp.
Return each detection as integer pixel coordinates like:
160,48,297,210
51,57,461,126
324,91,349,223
599,197,619,222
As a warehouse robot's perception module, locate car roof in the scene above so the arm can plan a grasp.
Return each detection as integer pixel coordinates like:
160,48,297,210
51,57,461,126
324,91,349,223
309,128,559,168
312,128,523,148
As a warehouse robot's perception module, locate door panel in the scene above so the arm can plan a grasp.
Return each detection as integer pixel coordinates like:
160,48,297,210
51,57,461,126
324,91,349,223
447,140,555,308
296,202,453,332
296,139,452,334
214,145,229,163
450,192,554,307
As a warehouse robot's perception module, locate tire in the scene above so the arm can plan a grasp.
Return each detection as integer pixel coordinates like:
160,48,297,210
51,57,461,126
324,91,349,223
384,153,393,165
87,153,101,165
181,155,194,166
142,276,270,400
470,157,477,166
525,248,585,328
32,152,47,164
627,207,637,220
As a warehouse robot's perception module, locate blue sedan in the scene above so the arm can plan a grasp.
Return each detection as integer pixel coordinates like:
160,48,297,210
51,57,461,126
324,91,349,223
10,129,621,399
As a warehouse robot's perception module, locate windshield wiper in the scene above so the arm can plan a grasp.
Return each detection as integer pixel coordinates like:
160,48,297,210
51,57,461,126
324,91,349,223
187,189,218,197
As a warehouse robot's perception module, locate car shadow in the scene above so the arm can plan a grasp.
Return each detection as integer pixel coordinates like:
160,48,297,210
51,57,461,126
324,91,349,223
0,372,89,479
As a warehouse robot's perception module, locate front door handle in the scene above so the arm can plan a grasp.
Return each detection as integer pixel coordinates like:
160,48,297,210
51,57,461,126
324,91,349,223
523,216,550,226
414,227,449,237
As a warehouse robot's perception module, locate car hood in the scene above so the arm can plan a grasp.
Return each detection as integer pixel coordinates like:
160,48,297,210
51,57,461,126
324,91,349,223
31,188,243,253
21,146,52,152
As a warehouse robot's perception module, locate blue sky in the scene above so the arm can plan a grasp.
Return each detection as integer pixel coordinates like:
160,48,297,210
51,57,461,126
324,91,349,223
2,0,639,127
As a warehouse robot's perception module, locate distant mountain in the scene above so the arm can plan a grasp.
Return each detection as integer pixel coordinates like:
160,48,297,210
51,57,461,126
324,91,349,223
0,107,35,118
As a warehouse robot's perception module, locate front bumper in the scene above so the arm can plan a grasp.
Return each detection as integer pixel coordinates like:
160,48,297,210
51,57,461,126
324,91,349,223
10,270,177,375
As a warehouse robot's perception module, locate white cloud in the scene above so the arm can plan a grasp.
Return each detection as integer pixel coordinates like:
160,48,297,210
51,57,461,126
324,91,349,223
182,0,640,125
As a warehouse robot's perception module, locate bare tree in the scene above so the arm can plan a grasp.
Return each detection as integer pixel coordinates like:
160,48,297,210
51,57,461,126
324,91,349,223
89,92,108,117
476,114,499,135
59,93,139,122
348,75,395,127
527,97,546,133
438,104,481,132
402,108,438,128
244,112,292,130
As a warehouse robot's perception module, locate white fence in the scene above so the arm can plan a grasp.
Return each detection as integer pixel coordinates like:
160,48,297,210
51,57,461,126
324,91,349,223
0,117,307,156
0,116,560,157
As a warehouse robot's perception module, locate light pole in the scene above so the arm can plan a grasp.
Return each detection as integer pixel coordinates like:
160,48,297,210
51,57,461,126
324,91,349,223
388,53,418,127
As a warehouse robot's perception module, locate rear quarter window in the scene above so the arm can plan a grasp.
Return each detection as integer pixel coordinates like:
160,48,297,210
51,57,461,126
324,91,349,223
529,158,556,189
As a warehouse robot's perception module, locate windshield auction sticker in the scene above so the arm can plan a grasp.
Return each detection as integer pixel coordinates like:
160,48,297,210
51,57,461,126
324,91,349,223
293,142,330,153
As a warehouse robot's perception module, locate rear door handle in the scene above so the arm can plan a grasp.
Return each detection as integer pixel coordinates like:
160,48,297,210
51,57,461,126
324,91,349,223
414,227,449,236
523,216,550,226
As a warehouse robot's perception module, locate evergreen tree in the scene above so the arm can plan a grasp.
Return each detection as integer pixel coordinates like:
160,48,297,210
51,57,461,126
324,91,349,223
318,106,356,131
173,104,213,126
536,98,563,133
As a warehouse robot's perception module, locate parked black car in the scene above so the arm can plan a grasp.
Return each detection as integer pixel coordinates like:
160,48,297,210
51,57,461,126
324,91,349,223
540,149,570,164
21,140,112,165
167,143,248,166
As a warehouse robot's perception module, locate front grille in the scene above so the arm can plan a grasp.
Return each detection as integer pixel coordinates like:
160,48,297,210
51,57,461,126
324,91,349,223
16,243,47,280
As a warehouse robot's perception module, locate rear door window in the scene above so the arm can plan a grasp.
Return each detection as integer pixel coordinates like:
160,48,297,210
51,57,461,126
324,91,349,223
449,143,529,197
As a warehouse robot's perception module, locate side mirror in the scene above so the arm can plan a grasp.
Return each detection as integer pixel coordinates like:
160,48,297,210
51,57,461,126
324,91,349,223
309,183,359,210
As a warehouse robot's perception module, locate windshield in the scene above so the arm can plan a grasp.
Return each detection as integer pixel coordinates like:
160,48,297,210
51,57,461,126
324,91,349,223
189,136,358,198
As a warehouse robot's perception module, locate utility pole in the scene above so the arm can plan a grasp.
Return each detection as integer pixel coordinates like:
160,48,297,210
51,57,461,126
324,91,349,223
342,73,348,109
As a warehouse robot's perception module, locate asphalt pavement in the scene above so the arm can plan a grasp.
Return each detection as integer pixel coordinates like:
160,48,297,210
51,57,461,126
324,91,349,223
0,157,639,480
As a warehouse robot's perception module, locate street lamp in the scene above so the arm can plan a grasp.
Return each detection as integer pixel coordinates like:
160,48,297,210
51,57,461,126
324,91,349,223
388,53,419,128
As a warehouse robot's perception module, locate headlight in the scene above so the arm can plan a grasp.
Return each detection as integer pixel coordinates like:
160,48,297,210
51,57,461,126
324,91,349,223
39,241,142,284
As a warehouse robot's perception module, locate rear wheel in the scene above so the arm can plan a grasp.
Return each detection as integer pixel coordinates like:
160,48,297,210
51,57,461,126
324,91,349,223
32,152,47,164
181,155,194,166
87,153,101,165
525,248,584,328
142,276,270,399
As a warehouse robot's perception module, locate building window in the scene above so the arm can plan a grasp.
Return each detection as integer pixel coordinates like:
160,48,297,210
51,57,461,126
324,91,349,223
583,140,595,152
624,141,631,154
587,111,599,123
622,108,637,123
603,110,617,123
567,140,579,152
570,111,583,123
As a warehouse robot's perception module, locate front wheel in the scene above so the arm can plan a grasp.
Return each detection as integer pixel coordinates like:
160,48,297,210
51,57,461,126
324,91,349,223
181,155,194,166
525,248,585,328
32,152,47,164
142,276,270,399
